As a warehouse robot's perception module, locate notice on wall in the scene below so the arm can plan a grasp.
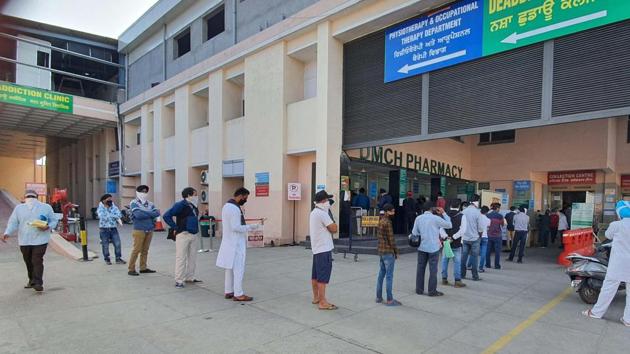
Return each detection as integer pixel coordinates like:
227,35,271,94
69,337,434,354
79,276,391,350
548,170,596,185
287,183,301,201
25,183,47,196
513,180,532,209
255,172,269,197
247,224,264,248
571,202,594,229
622,175,630,190
384,0,630,83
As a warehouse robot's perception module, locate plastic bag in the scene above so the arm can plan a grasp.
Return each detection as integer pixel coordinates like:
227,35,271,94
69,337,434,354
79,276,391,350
443,239,455,258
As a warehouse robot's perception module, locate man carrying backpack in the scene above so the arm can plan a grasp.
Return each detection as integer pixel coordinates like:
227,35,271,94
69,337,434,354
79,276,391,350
163,187,202,289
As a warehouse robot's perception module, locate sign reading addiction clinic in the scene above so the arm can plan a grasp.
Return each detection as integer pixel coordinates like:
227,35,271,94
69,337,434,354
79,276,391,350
357,146,464,179
0,82,73,113
385,0,630,82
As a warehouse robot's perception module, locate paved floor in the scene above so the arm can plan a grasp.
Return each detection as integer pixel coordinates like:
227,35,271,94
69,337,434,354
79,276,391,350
0,219,628,354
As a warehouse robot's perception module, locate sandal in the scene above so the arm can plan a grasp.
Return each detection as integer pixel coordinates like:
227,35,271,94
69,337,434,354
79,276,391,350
621,317,630,327
385,300,402,307
312,300,319,305
581,309,600,319
318,304,338,310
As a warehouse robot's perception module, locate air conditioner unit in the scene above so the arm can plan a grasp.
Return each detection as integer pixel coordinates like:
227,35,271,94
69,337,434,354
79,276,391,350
200,188,209,204
200,170,208,185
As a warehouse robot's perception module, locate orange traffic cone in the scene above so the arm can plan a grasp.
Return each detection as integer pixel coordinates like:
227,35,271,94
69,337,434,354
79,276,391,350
154,216,165,232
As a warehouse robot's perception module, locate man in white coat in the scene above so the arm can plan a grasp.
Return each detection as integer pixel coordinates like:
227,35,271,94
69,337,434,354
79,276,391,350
216,187,257,302
582,200,630,327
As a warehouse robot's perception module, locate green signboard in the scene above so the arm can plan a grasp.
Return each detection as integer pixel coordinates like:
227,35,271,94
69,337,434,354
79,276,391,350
0,82,73,114
484,0,630,55
399,169,408,200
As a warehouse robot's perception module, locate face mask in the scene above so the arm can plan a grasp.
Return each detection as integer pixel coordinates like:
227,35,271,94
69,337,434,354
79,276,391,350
187,196,199,206
472,201,480,208
25,197,37,208
105,200,113,207
136,192,148,202
317,200,331,211
238,198,247,206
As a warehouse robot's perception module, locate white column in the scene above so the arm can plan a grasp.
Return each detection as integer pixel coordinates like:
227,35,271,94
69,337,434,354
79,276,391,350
152,97,166,210
174,86,192,196
208,71,224,217
316,21,343,221
140,104,151,185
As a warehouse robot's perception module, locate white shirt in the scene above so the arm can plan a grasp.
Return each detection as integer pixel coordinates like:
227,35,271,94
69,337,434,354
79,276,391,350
480,215,491,238
604,219,630,282
309,207,334,254
558,213,569,231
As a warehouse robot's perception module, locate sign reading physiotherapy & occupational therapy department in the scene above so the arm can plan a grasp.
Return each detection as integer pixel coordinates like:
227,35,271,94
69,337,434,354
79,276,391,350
384,0,630,82
0,82,73,114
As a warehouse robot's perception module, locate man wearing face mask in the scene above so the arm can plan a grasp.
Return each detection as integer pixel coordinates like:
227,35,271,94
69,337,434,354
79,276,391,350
309,190,338,310
96,194,125,265
2,189,58,292
217,187,257,301
164,187,201,289
128,185,160,276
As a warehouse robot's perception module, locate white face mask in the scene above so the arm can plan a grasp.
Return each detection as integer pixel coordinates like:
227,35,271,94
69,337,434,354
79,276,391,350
187,196,199,206
317,200,331,211
136,192,148,202
25,197,37,208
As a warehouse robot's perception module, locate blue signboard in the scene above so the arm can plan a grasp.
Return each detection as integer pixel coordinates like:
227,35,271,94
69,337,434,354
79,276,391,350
369,181,378,199
384,0,484,82
106,179,117,194
255,172,269,185
513,180,531,191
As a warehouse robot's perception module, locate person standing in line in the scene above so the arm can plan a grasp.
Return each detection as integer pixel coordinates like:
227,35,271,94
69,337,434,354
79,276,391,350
505,206,516,250
216,188,257,301
582,201,630,327
163,187,202,289
96,194,125,265
309,190,338,310
2,189,58,292
558,210,569,249
538,210,551,248
436,191,447,209
470,206,490,273
461,195,484,281
486,203,506,270
128,185,160,276
402,191,417,234
441,199,467,288
352,188,370,235
508,206,530,263
376,204,401,306
549,208,560,245
413,203,452,297
377,189,393,211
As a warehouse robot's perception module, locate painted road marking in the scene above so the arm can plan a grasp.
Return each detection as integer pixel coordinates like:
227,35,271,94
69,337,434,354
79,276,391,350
482,287,573,354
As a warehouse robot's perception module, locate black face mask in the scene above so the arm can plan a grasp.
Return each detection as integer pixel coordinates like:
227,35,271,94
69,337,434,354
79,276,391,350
238,199,247,206
105,200,113,207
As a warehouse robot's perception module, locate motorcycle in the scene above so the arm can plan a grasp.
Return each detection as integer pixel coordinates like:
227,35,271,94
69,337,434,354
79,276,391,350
120,206,133,225
565,240,626,304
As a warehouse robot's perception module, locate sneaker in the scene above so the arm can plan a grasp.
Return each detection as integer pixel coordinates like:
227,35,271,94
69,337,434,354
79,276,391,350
479,269,485,273
116,259,127,265
467,266,472,270
385,299,402,306
428,291,444,297
416,290,424,295
375,298,383,304
105,260,112,265
506,258,513,262
128,271,140,276
33,285,43,292
454,281,466,288
175,282,185,289
139,269,156,274
472,277,482,281
621,317,630,327
184,279,203,283
224,293,234,299
24,282,33,289
517,260,523,264
442,279,450,286
494,266,501,270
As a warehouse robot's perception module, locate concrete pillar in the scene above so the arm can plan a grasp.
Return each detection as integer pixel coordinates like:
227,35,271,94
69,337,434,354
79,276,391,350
140,104,151,185
316,21,343,222
174,86,192,197
152,97,166,210
208,71,224,217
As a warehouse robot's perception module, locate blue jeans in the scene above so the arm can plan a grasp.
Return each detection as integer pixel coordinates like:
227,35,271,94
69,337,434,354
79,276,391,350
376,254,395,301
468,238,488,270
486,237,502,269
441,246,462,281
509,231,528,261
99,228,122,261
416,251,440,294
461,239,480,280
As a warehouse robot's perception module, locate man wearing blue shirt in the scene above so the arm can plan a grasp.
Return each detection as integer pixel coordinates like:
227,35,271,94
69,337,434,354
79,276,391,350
2,189,58,292
164,187,201,289
413,203,452,297
96,193,125,265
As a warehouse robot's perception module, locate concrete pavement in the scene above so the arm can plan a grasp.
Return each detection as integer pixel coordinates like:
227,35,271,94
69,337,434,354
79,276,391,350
0,220,628,353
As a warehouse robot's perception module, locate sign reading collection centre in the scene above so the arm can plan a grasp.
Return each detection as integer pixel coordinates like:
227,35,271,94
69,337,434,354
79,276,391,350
385,0,630,82
358,146,463,179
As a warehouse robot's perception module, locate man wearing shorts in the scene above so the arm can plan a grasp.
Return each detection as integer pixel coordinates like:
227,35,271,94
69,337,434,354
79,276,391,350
309,190,338,310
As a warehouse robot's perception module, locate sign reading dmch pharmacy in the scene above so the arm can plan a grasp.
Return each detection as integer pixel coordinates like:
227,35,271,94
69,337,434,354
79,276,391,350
384,0,630,82
355,146,464,179
0,82,73,114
